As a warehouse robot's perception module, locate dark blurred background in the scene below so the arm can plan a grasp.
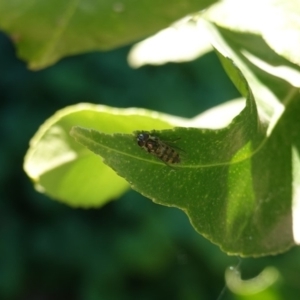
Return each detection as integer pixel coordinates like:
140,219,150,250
1,31,300,300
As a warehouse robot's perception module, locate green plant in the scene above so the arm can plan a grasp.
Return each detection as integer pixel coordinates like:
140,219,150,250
2,0,299,259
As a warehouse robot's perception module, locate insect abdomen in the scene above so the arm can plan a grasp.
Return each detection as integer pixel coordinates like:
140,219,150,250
155,145,180,164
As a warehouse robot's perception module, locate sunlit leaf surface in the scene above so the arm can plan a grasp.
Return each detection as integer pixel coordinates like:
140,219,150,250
69,52,300,256
24,104,185,207
205,0,300,66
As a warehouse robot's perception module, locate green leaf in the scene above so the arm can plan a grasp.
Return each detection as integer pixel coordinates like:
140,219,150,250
199,22,300,255
201,19,300,127
23,104,184,208
69,54,299,256
204,0,300,66
127,17,213,68
0,0,217,70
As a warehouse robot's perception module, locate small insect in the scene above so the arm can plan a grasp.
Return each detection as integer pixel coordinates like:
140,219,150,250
136,131,180,164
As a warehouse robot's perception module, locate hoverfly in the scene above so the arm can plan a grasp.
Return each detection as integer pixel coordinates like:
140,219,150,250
136,131,180,164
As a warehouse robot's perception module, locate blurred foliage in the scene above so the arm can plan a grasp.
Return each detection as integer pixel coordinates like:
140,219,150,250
1,26,300,300
0,0,217,69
